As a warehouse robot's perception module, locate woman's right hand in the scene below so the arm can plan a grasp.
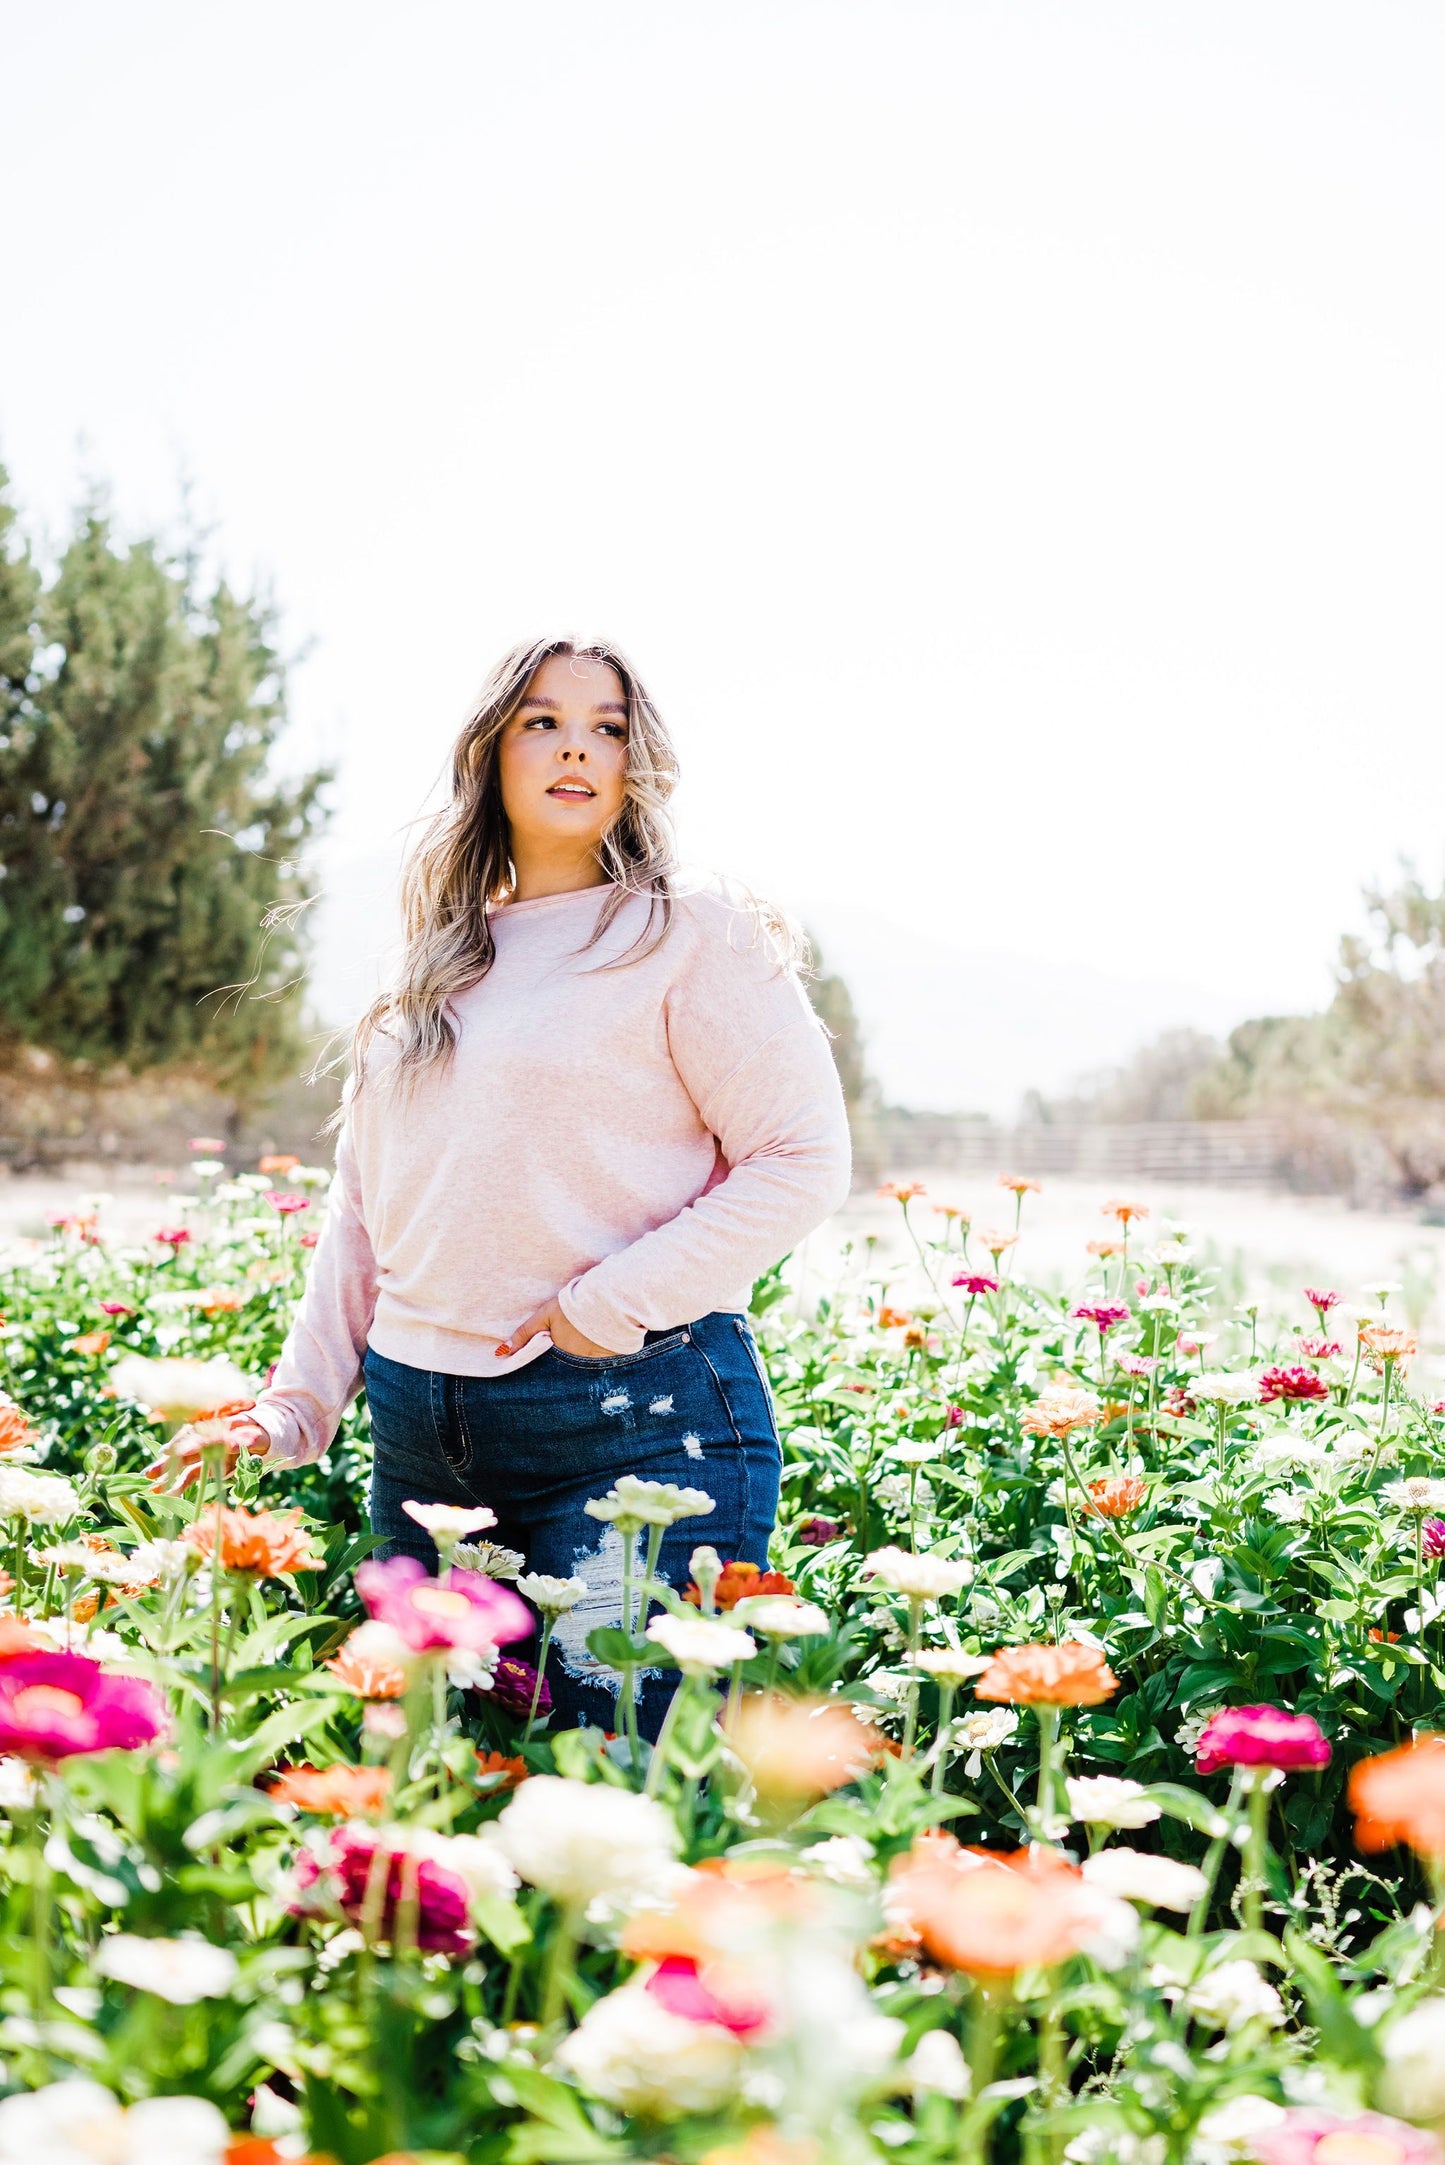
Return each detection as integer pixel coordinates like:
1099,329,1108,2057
144,1415,274,1498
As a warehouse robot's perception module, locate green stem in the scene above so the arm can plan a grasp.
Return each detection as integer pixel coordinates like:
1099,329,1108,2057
1365,1360,1396,1482
523,1619,555,1742
540,1903,582,2029
1187,1769,1245,1937
1243,1777,1272,1933
931,1682,956,1793
1033,1703,1060,1834
902,1597,924,1757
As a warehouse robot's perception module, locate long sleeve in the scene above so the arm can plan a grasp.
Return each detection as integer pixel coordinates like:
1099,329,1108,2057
250,1111,380,1469
554,913,853,1353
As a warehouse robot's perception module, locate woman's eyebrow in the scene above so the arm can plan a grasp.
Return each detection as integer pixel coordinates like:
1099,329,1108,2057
517,695,628,717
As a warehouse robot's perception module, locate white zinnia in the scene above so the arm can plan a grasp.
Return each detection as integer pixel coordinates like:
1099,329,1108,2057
1186,1959,1285,2031
1195,2095,1288,2152
910,1648,993,1686
1065,1775,1162,1829
1081,1848,1206,1912
584,1475,716,1530
0,2081,229,2163
645,1613,756,1675
904,2026,971,2099
1191,1373,1258,1406
488,1776,682,1908
953,1706,1019,1775
799,1834,877,1888
401,1500,497,1540
0,1466,78,1526
554,1976,743,2117
730,1595,830,1640
1385,1478,1445,1514
1380,1996,1445,2119
93,1934,239,2004
864,1546,970,1600
516,1573,587,1616
108,1354,254,1424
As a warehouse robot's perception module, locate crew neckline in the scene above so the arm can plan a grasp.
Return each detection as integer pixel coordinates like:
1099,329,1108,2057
487,880,624,918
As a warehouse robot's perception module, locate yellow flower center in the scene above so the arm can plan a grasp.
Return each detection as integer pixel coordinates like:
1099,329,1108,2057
13,1686,86,1722
410,1588,473,1620
1315,2138,1405,2165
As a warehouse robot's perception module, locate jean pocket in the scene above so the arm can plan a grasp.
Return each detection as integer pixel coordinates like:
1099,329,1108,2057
547,1326,692,1370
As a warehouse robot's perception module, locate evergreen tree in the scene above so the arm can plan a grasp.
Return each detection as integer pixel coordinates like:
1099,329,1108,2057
0,481,330,1098
803,928,882,1112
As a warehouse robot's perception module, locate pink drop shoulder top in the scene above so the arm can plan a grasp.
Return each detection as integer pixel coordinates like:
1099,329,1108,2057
250,875,854,1468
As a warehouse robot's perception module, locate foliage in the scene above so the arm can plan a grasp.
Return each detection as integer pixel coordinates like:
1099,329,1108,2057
0,468,331,1098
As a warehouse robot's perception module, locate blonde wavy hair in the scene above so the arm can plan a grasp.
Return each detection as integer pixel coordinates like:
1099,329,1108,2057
319,636,814,1124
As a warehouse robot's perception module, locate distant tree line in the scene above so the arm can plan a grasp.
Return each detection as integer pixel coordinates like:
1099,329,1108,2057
0,468,330,1110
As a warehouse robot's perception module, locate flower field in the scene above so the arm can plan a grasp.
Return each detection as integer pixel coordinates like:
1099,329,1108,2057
1,1160,1445,2163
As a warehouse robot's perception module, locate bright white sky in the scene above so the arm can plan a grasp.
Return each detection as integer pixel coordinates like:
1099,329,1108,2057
4,2,1444,1112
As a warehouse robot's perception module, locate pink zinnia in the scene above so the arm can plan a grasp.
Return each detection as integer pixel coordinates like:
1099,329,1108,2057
1072,1300,1130,1335
1117,1353,1162,1378
646,1955,772,2039
355,1555,530,1655
1423,1519,1445,1560
1259,1365,1329,1404
153,1226,191,1248
952,1272,999,1297
0,1652,168,1764
1195,1703,1331,1777
1254,2109,1440,2165
290,1824,474,1956
1297,1337,1343,1360
264,1190,311,1215
99,1302,134,1318
1303,1287,1342,1316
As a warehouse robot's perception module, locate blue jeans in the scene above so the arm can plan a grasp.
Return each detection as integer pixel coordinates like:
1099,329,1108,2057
363,1310,783,1739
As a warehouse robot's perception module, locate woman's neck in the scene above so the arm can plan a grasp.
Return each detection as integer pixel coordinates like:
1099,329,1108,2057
504,857,613,905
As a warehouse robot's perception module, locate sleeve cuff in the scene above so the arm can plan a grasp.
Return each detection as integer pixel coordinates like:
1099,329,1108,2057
556,1277,645,1356
249,1401,314,1471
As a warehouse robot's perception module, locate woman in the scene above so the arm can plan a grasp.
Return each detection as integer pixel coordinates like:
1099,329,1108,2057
148,636,853,1737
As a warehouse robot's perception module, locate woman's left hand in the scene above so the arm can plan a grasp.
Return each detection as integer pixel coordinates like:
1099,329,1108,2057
497,1300,618,1360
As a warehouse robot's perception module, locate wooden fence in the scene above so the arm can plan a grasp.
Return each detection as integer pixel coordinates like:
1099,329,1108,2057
848,1115,1291,1191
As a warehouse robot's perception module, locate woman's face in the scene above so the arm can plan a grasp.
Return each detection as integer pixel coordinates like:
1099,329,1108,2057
497,652,630,865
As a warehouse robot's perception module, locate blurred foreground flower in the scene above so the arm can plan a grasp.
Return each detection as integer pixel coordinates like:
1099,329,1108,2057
887,1834,1138,1974
269,1762,392,1816
489,1775,683,1910
975,1641,1118,1707
554,1973,745,2117
1350,1734,1445,1857
323,1620,409,1698
109,1354,255,1425
92,1933,239,2003
722,1691,882,1801
1252,2109,1440,2164
355,1554,531,1654
288,1823,506,1955
0,1651,167,1763
0,2082,230,2163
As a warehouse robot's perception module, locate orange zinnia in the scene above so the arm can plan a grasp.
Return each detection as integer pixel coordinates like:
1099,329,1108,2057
183,1503,321,1578
66,1330,111,1358
723,1690,882,1799
877,1306,912,1330
1349,1734,1445,1858
258,1154,301,1176
324,1631,408,1700
197,1287,245,1315
269,1762,392,1816
1359,1322,1418,1365
887,1834,1099,1975
1086,1475,1147,1519
974,1641,1118,1707
685,1559,795,1611
476,1749,529,1790
878,1181,927,1203
1102,1199,1149,1226
0,1401,40,1455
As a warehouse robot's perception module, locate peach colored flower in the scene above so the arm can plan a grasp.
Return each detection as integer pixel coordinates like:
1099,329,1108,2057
974,1641,1118,1707
0,1402,40,1455
1019,1386,1103,1439
258,1154,300,1176
1102,1199,1149,1225
887,1835,1104,1975
701,2132,821,2165
878,1180,927,1203
1087,1475,1147,1519
1350,1735,1445,1858
183,1503,321,1578
65,1330,111,1358
269,1762,392,1816
1086,1238,1124,1258
196,1287,245,1315
978,1228,1019,1255
877,1306,912,1330
722,1690,883,1799
997,1174,1042,1196
324,1628,409,1700
1360,1322,1418,1365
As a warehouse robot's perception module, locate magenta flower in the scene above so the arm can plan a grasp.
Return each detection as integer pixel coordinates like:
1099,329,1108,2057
1423,1519,1445,1560
1195,1703,1331,1777
1072,1300,1130,1335
0,1652,168,1764
487,1654,550,1718
1254,2109,1440,2165
290,1824,474,1955
1259,1364,1330,1405
355,1556,531,1655
951,1272,1000,1297
1303,1287,1342,1317
153,1226,191,1248
796,1516,844,1547
646,1954,772,2038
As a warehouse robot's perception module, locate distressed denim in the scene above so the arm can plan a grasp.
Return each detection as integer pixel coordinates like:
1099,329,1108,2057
364,1310,783,1739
